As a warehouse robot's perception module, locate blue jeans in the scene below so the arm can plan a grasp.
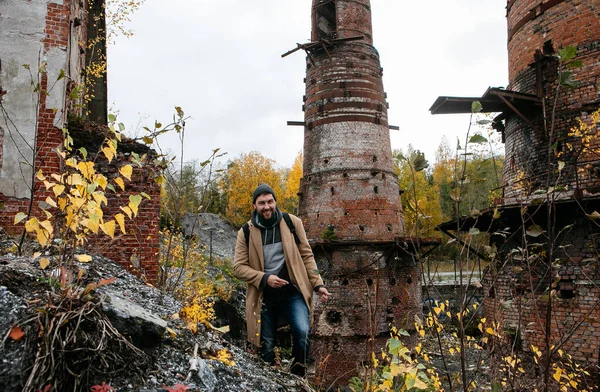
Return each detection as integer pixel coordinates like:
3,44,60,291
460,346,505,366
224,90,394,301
260,289,310,375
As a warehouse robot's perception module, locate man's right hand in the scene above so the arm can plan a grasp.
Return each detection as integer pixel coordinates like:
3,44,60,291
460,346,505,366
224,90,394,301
266,275,289,289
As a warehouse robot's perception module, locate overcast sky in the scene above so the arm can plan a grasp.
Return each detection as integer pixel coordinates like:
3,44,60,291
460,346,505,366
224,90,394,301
108,0,508,169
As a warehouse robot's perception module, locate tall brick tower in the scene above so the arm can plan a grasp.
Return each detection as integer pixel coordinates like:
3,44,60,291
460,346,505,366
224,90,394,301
431,0,600,377
295,0,421,384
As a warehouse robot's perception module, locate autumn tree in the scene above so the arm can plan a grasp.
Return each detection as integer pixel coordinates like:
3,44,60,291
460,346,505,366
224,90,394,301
279,152,302,214
221,151,283,227
394,146,442,238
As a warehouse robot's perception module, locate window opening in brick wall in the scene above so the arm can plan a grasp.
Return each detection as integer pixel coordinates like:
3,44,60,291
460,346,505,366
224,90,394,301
488,286,496,298
326,310,342,326
342,278,349,286
324,158,329,164
389,278,396,286
372,155,377,162
315,1,336,40
330,187,335,195
406,277,412,284
359,225,365,232
558,279,575,299
373,186,378,194
366,278,373,286
386,224,392,232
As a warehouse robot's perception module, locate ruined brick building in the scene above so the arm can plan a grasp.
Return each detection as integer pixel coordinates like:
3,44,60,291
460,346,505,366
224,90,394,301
0,0,160,282
432,0,600,375
287,0,425,384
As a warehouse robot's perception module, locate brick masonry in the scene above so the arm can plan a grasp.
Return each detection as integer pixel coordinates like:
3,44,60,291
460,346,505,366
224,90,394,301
0,1,161,283
298,0,420,384
487,0,600,372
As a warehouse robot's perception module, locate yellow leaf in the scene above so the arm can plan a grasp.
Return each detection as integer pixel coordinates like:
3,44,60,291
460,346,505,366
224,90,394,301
36,170,46,181
51,173,62,182
166,327,177,338
58,196,67,210
114,177,125,191
65,157,77,168
115,213,126,234
77,161,95,179
102,146,115,163
81,218,99,234
39,220,53,237
100,220,116,238
119,164,133,181
36,229,49,247
92,192,108,206
553,367,562,382
45,197,57,208
75,254,92,263
66,173,83,186
128,194,142,217
53,184,65,197
95,174,108,190
39,257,50,270
43,180,55,190
120,206,132,219
33,252,41,259
25,218,39,233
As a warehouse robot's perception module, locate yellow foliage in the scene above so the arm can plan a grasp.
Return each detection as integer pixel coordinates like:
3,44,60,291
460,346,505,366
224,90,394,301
280,152,302,213
222,151,284,226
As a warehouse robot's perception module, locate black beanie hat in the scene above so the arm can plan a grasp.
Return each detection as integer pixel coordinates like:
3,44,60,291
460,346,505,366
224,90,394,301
252,183,276,204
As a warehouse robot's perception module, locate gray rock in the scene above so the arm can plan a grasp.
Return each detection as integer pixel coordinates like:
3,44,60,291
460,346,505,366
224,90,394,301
101,291,167,348
182,213,238,260
193,358,217,391
0,286,30,392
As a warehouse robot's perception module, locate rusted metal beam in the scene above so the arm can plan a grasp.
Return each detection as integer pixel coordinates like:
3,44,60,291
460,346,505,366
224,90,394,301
496,94,540,134
287,121,305,126
389,125,399,130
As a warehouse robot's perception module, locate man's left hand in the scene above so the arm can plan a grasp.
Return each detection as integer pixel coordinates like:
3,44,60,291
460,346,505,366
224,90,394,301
317,287,331,302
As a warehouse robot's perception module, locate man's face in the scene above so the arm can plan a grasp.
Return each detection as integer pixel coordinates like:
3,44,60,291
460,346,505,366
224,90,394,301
254,193,276,220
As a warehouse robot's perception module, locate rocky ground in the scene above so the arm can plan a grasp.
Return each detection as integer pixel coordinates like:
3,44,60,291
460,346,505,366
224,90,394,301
0,249,312,392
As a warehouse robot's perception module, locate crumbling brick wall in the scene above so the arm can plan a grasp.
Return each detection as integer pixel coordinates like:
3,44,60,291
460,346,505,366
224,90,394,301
502,0,600,204
485,203,600,366
0,1,161,283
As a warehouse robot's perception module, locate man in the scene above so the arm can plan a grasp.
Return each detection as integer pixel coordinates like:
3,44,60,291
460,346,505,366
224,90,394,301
233,183,330,376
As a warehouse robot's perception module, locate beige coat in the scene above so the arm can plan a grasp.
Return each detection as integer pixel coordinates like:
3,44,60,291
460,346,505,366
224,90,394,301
233,213,324,347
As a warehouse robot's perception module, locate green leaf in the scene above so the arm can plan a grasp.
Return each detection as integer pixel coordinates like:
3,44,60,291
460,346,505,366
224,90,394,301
57,69,65,81
468,134,488,144
108,113,117,123
477,119,492,125
567,59,583,69
471,101,483,113
559,71,575,87
526,225,545,237
14,212,27,224
79,147,87,160
558,46,577,63
118,122,125,132
23,64,30,70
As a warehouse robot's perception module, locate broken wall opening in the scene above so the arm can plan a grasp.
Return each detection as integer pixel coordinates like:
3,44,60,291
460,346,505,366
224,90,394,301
314,1,337,40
